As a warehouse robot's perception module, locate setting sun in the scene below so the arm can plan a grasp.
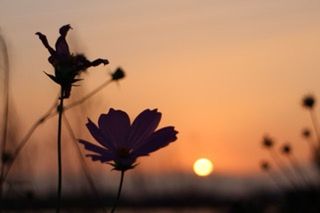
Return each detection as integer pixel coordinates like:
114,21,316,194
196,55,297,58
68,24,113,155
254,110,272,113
193,158,214,177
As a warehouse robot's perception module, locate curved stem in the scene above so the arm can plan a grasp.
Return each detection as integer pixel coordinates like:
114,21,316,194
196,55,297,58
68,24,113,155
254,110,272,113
265,171,282,192
269,149,298,190
111,171,125,213
56,88,64,213
289,155,311,186
3,78,113,183
65,79,112,110
310,110,320,147
3,97,58,182
0,33,10,201
62,114,105,207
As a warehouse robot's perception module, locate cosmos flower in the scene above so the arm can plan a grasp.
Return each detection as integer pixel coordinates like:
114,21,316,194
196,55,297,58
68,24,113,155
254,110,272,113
79,108,178,171
36,24,109,98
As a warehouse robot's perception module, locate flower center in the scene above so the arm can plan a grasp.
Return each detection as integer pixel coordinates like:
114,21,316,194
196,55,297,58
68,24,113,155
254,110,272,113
117,148,130,158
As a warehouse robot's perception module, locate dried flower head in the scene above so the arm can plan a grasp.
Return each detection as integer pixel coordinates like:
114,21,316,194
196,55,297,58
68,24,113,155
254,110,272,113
36,24,109,98
302,128,311,138
281,143,291,155
111,67,125,81
262,136,274,149
260,161,270,171
302,95,315,109
79,108,178,171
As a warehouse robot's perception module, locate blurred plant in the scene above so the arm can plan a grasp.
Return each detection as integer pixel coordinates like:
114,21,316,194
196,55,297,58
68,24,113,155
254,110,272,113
2,67,125,185
36,24,109,212
262,135,274,149
79,108,178,212
302,95,320,146
260,160,282,190
0,30,10,202
261,136,298,189
280,143,310,187
313,147,320,174
260,94,320,194
62,114,106,210
301,128,317,153
301,95,320,174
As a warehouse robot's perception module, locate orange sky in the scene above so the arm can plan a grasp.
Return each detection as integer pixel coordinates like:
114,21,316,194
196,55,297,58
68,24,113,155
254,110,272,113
1,0,320,178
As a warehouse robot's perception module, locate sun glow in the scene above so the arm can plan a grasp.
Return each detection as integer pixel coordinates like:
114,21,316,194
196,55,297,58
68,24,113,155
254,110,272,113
193,158,214,177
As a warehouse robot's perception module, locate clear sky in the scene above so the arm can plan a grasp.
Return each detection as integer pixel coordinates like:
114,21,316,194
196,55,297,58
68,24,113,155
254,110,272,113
1,0,320,178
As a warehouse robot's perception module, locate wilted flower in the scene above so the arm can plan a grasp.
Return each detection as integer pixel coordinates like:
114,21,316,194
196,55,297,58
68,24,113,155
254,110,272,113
281,143,291,155
262,135,274,149
36,24,109,98
302,95,315,109
302,128,311,138
79,108,178,171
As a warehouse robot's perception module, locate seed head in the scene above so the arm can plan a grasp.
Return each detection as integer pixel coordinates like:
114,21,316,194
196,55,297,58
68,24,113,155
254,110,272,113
262,136,274,149
281,143,291,155
302,95,315,109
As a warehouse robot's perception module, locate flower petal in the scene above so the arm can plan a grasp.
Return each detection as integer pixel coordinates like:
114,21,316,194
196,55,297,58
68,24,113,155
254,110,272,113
55,25,71,57
128,109,161,148
98,108,131,148
79,139,114,157
85,154,114,163
132,126,178,157
86,119,115,150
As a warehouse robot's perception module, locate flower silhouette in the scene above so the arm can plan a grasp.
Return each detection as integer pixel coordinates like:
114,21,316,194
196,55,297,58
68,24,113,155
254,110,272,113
79,108,178,171
36,24,109,98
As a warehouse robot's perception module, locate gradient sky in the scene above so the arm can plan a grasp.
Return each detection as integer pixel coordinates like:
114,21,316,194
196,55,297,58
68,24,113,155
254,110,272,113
1,0,320,178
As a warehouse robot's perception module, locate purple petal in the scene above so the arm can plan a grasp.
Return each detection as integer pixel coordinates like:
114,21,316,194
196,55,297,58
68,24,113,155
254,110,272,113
98,108,131,148
128,109,161,149
85,154,114,163
55,26,71,57
132,126,178,157
86,119,115,150
79,139,114,158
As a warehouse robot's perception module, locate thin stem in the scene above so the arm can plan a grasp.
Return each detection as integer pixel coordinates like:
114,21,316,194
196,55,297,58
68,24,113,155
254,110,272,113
3,97,58,182
289,155,312,187
0,33,10,202
266,171,282,192
310,110,320,147
65,79,112,110
62,114,105,208
305,138,317,154
111,171,125,213
269,149,298,190
46,79,112,120
3,78,113,183
56,88,64,213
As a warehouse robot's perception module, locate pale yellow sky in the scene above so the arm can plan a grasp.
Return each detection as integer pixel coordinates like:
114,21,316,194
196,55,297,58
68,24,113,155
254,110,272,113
1,0,320,178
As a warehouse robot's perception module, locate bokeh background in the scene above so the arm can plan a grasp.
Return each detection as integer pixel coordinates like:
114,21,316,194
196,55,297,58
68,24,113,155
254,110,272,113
1,0,320,211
